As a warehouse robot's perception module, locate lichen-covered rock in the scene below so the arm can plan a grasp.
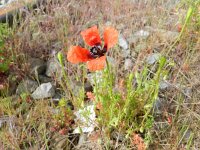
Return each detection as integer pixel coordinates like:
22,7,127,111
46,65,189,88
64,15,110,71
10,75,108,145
31,82,55,99
45,57,62,78
38,75,52,83
146,53,161,65
118,34,129,50
16,78,38,95
28,57,46,76
70,81,93,97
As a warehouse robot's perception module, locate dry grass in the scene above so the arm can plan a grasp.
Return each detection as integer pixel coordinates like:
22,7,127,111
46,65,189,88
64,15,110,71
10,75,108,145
0,0,199,149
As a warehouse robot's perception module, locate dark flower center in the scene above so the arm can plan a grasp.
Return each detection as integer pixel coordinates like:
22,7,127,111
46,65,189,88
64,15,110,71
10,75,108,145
89,44,107,58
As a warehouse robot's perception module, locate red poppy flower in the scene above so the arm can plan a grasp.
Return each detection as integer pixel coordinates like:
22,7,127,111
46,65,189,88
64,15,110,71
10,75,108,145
67,26,118,71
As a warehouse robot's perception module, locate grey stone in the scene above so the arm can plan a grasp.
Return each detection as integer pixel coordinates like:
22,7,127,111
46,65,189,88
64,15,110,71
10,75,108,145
146,53,161,64
78,134,88,146
70,82,82,97
111,131,125,142
0,0,14,6
52,92,62,102
71,81,93,96
184,130,191,141
0,116,14,130
51,93,75,110
84,82,93,93
118,34,129,50
124,59,134,70
153,98,163,114
153,98,169,115
133,30,150,39
183,87,192,98
31,82,55,99
46,57,62,78
29,57,46,76
172,84,192,98
159,80,170,90
8,74,18,95
38,75,52,83
16,79,38,95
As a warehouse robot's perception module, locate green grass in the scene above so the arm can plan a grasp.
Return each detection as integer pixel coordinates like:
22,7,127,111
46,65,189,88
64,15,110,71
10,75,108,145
0,23,11,73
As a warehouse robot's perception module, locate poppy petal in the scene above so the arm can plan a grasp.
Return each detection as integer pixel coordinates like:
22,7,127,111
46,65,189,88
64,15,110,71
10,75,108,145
67,46,92,64
87,56,106,71
103,27,118,50
81,26,101,47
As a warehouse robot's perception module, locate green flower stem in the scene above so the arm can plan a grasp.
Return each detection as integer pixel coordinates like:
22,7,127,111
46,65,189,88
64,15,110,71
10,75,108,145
57,52,73,98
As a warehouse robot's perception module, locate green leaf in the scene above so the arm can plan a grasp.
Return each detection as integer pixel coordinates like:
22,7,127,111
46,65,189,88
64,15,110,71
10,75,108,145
57,52,64,66
58,98,67,107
